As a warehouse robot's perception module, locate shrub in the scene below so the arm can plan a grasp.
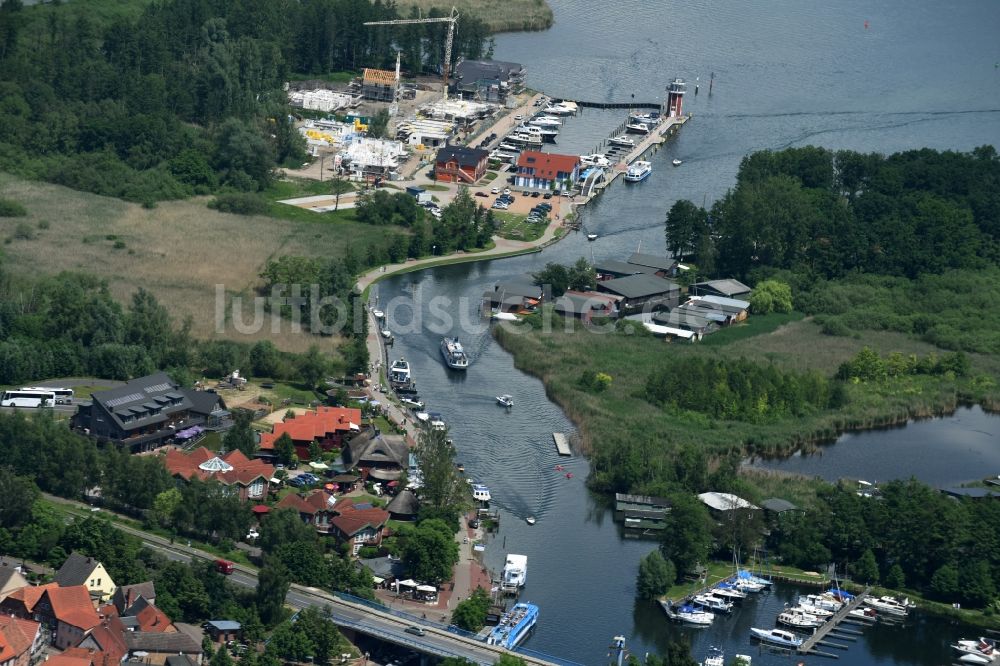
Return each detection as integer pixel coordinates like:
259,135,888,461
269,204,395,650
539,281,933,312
13,222,35,240
209,192,269,216
0,198,27,217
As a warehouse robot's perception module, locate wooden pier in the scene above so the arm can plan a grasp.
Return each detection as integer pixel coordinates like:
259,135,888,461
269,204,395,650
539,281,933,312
552,432,572,456
798,587,871,658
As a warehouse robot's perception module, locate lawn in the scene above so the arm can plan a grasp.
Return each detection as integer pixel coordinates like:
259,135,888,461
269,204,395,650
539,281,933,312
494,211,548,241
0,173,401,352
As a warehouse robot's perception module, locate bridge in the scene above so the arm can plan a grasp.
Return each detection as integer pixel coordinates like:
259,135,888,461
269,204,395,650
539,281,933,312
45,494,579,666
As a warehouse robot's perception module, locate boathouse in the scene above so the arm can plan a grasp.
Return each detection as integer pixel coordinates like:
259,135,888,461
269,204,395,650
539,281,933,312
434,145,489,184
594,259,653,280
552,290,620,321
614,493,671,533
654,307,718,336
484,280,543,313
596,274,680,314
683,295,750,324
626,253,679,278
689,278,752,300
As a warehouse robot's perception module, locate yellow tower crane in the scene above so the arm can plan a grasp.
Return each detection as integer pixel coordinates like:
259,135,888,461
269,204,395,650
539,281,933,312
363,7,459,101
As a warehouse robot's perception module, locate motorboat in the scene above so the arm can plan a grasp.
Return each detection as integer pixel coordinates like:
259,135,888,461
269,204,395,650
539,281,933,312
607,135,635,148
625,121,650,134
958,654,993,665
847,607,878,622
428,412,446,431
791,601,834,618
629,111,660,127
864,595,914,617
624,161,652,183
395,386,419,396
496,394,514,408
502,554,527,589
528,115,562,128
389,358,411,385
702,647,725,666
800,593,843,611
953,638,998,660
491,311,521,322
691,593,733,614
587,233,598,241
712,583,747,602
579,153,611,168
414,411,430,423
543,100,578,115
380,328,392,339
440,337,470,370
506,131,543,147
400,397,424,410
672,158,683,166
498,142,521,152
749,627,803,648
486,602,538,649
776,608,822,630
525,516,536,525
518,124,558,142
490,150,518,161
659,601,714,627
471,483,492,502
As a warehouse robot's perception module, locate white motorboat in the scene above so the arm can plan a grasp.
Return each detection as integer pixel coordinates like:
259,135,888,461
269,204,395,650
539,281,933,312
958,654,993,665
471,483,492,502
428,412,446,431
414,411,430,423
672,158,683,166
702,647,725,666
440,337,470,369
543,100,578,115
659,601,714,627
518,124,558,142
506,131,543,147
587,233,598,241
400,397,424,410
496,394,514,408
491,311,521,322
389,357,411,385
864,595,913,617
800,593,843,611
490,150,518,161
953,638,998,660
525,516,536,525
528,115,562,128
847,607,878,622
625,121,650,134
380,328,392,339
579,153,611,168
712,584,746,602
498,142,521,152
776,608,822,630
607,135,635,148
624,161,652,183
629,111,660,126
692,594,733,614
749,627,803,648
790,602,834,618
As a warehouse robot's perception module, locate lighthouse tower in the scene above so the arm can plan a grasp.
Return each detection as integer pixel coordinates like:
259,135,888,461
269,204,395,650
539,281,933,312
666,78,686,118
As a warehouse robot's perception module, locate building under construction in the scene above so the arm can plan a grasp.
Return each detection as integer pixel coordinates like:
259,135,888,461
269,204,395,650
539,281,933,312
361,67,399,102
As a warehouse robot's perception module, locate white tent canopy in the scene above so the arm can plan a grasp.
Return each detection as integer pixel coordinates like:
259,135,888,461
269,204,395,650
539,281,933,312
395,579,417,587
416,584,437,592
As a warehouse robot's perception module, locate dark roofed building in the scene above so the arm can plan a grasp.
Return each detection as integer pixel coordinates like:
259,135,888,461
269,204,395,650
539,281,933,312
552,290,620,321
627,253,678,277
385,489,419,521
343,431,408,481
653,308,717,337
73,373,226,453
434,145,489,184
595,260,653,280
54,553,116,602
483,280,543,313
112,583,155,615
614,493,671,533
761,498,799,513
690,278,753,299
124,631,203,664
451,59,524,102
596,274,680,314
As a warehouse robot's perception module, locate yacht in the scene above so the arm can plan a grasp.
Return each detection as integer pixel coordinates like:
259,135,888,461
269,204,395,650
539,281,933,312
790,601,834,618
502,554,527,590
629,111,660,125
528,115,562,128
607,135,636,148
518,124,558,142
864,595,914,617
400,397,424,410
800,593,842,611
624,161,652,182
691,593,733,614
625,121,650,134
579,153,611,168
440,337,469,369
496,394,514,408
659,601,714,627
712,583,747,602
388,358,411,385
776,608,822,630
953,638,998,661
498,142,521,152
749,627,803,649
486,602,538,649
506,131,543,147
471,483,492,503
428,412,447,431
543,100,578,115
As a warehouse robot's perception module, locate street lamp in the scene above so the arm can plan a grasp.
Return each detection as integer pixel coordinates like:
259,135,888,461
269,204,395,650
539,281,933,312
432,245,438,256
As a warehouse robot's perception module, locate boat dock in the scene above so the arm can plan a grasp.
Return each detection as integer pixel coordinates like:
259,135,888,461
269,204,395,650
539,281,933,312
552,432,571,456
797,587,871,659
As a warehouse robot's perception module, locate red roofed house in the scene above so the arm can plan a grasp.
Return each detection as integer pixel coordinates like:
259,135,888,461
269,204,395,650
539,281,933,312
163,448,274,502
257,407,362,461
433,145,489,184
327,497,391,556
276,490,339,535
0,615,42,666
75,616,129,666
33,586,100,649
0,583,59,619
515,151,580,192
43,654,93,666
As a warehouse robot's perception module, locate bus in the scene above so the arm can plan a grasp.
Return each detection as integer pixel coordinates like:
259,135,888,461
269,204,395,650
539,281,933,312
20,386,73,404
1,388,56,408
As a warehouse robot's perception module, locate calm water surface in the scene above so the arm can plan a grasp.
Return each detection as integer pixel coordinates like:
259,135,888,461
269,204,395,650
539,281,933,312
381,0,1000,662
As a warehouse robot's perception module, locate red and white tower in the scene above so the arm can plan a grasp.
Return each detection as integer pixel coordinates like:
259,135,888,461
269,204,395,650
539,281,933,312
666,78,686,117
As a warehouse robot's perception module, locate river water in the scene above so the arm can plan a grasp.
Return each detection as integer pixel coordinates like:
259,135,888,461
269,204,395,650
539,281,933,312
375,0,1000,662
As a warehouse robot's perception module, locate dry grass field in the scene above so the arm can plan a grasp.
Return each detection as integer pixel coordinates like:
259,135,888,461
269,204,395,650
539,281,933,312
397,0,553,33
0,174,391,352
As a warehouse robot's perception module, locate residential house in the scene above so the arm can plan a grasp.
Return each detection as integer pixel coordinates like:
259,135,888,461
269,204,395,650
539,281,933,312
111,582,155,615
342,431,409,482
54,554,116,603
124,631,203,665
43,654,94,666
327,498,391,556
163,448,275,502
76,616,129,666
596,274,680,314
514,151,580,191
482,280,542,314
203,621,241,646
451,59,524,102
0,565,28,602
689,279,753,300
257,406,362,462
0,583,59,619
276,490,339,535
433,145,489,184
626,253,678,278
552,290,620,322
360,68,398,102
33,585,101,650
72,373,227,452
0,615,42,666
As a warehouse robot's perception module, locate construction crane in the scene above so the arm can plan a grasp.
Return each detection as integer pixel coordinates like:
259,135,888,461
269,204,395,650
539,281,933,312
363,7,459,101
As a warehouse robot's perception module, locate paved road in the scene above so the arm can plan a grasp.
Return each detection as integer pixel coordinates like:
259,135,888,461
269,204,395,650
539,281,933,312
44,494,562,666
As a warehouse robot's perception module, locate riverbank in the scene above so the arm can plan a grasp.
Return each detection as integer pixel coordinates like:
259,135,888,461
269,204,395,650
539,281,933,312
396,0,553,33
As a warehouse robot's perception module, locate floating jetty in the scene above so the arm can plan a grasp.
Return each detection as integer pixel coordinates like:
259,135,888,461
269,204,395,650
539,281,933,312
797,587,871,659
552,432,571,456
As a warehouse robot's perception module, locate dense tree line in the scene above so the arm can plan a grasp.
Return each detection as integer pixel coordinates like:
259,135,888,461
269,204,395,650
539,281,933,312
666,146,1000,281
0,0,489,201
645,357,844,424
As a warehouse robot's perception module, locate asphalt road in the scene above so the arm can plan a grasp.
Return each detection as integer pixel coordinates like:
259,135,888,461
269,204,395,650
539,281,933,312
43,494,559,666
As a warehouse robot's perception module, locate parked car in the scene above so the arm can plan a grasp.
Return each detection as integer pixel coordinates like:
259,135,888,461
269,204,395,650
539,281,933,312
531,191,541,198
491,187,501,194
475,191,488,197
543,192,553,199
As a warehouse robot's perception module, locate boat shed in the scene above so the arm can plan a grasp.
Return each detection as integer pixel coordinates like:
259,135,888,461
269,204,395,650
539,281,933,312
596,274,680,314
685,295,750,323
552,290,620,321
690,278,753,299
484,280,543,313
698,492,759,512
595,259,654,280
940,487,1000,500
761,498,800,514
627,252,678,277
653,308,717,336
614,493,671,533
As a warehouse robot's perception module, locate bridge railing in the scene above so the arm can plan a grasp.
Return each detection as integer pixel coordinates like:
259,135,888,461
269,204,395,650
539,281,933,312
513,646,587,666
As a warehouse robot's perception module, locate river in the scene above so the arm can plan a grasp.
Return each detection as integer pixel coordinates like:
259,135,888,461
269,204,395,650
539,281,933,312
375,0,1000,662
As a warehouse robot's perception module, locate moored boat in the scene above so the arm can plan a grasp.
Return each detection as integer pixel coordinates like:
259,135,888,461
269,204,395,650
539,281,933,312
624,161,652,182
440,337,469,369
712,583,747,602
579,153,611,168
702,647,725,666
659,601,714,627
952,637,998,660
389,358,411,385
543,100,578,115
749,627,803,648
864,595,913,617
692,593,733,614
502,554,527,590
625,121,650,134
486,602,538,649
776,608,822,630
528,115,562,128
471,483,492,502
400,397,424,410
607,135,636,147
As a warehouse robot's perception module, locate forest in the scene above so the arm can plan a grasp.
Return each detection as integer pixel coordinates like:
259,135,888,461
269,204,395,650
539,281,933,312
0,0,490,202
